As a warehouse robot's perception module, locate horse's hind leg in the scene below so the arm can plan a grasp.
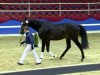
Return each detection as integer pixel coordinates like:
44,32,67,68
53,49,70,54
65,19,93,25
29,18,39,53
40,40,45,59
72,36,85,61
46,40,57,58
60,38,71,59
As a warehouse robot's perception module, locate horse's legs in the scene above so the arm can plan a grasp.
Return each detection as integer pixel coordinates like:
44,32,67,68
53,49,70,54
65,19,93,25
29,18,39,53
40,40,45,59
72,36,85,61
46,40,57,58
60,38,71,59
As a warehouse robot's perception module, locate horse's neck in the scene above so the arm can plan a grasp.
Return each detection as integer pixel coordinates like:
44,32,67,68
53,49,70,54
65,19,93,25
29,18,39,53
29,25,39,32
29,22,41,32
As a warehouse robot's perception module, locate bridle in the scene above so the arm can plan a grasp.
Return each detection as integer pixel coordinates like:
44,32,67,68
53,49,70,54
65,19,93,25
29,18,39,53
19,20,29,44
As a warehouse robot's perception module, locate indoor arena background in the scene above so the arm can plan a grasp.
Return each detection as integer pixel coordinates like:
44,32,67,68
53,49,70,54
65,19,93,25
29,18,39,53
0,0,100,75
0,0,100,35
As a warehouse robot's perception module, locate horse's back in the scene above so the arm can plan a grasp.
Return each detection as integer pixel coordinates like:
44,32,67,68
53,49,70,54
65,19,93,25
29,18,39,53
39,21,80,40
64,22,80,30
39,23,68,40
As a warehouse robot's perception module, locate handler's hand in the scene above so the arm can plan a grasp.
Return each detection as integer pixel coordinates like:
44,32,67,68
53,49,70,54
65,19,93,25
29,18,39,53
31,46,34,50
20,42,24,46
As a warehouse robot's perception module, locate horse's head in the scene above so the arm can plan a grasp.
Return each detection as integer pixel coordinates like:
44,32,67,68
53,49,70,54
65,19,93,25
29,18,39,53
19,17,30,34
20,17,41,34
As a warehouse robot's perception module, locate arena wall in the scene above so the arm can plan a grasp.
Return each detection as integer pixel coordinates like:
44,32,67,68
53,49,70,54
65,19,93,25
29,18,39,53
0,18,100,35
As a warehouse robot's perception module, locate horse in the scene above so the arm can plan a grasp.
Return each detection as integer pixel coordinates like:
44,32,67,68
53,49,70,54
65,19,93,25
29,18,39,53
20,18,89,61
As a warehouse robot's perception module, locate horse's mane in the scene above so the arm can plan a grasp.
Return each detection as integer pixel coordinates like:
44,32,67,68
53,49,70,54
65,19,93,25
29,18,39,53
28,18,72,26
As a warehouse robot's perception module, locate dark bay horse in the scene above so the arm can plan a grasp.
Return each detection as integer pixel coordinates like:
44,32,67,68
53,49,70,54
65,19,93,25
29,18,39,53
20,18,89,61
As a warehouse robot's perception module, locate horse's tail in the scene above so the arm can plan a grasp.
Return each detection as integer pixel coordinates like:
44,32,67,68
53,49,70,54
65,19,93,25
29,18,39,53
79,25,89,49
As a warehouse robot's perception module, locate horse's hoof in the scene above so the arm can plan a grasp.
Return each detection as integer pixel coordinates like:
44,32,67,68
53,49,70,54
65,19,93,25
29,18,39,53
81,59,84,62
59,57,62,60
53,55,58,59
54,55,57,57
81,59,83,62
81,57,85,62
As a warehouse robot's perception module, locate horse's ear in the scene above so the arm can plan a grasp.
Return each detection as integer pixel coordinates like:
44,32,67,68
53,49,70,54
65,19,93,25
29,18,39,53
24,17,27,20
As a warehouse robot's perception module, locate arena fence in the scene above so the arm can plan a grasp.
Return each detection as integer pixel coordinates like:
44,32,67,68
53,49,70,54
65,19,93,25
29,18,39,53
0,2,100,35
0,2,100,17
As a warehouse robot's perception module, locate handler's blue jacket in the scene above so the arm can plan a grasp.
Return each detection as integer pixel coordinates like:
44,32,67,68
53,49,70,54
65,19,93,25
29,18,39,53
22,32,34,50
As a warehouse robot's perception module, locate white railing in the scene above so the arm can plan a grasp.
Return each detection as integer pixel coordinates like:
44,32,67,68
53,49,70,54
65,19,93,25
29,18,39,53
0,2,100,17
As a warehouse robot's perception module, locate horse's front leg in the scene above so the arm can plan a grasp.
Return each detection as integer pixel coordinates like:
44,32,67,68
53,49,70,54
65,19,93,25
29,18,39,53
40,40,45,59
46,40,57,58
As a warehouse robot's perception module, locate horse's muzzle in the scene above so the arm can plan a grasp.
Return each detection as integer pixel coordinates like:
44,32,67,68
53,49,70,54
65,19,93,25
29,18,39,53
19,29,24,35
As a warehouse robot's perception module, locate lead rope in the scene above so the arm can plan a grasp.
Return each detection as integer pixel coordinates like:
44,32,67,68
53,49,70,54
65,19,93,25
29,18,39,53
19,35,24,44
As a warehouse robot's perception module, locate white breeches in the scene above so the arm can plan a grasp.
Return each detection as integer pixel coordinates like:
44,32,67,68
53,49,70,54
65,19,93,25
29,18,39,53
19,44,41,64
